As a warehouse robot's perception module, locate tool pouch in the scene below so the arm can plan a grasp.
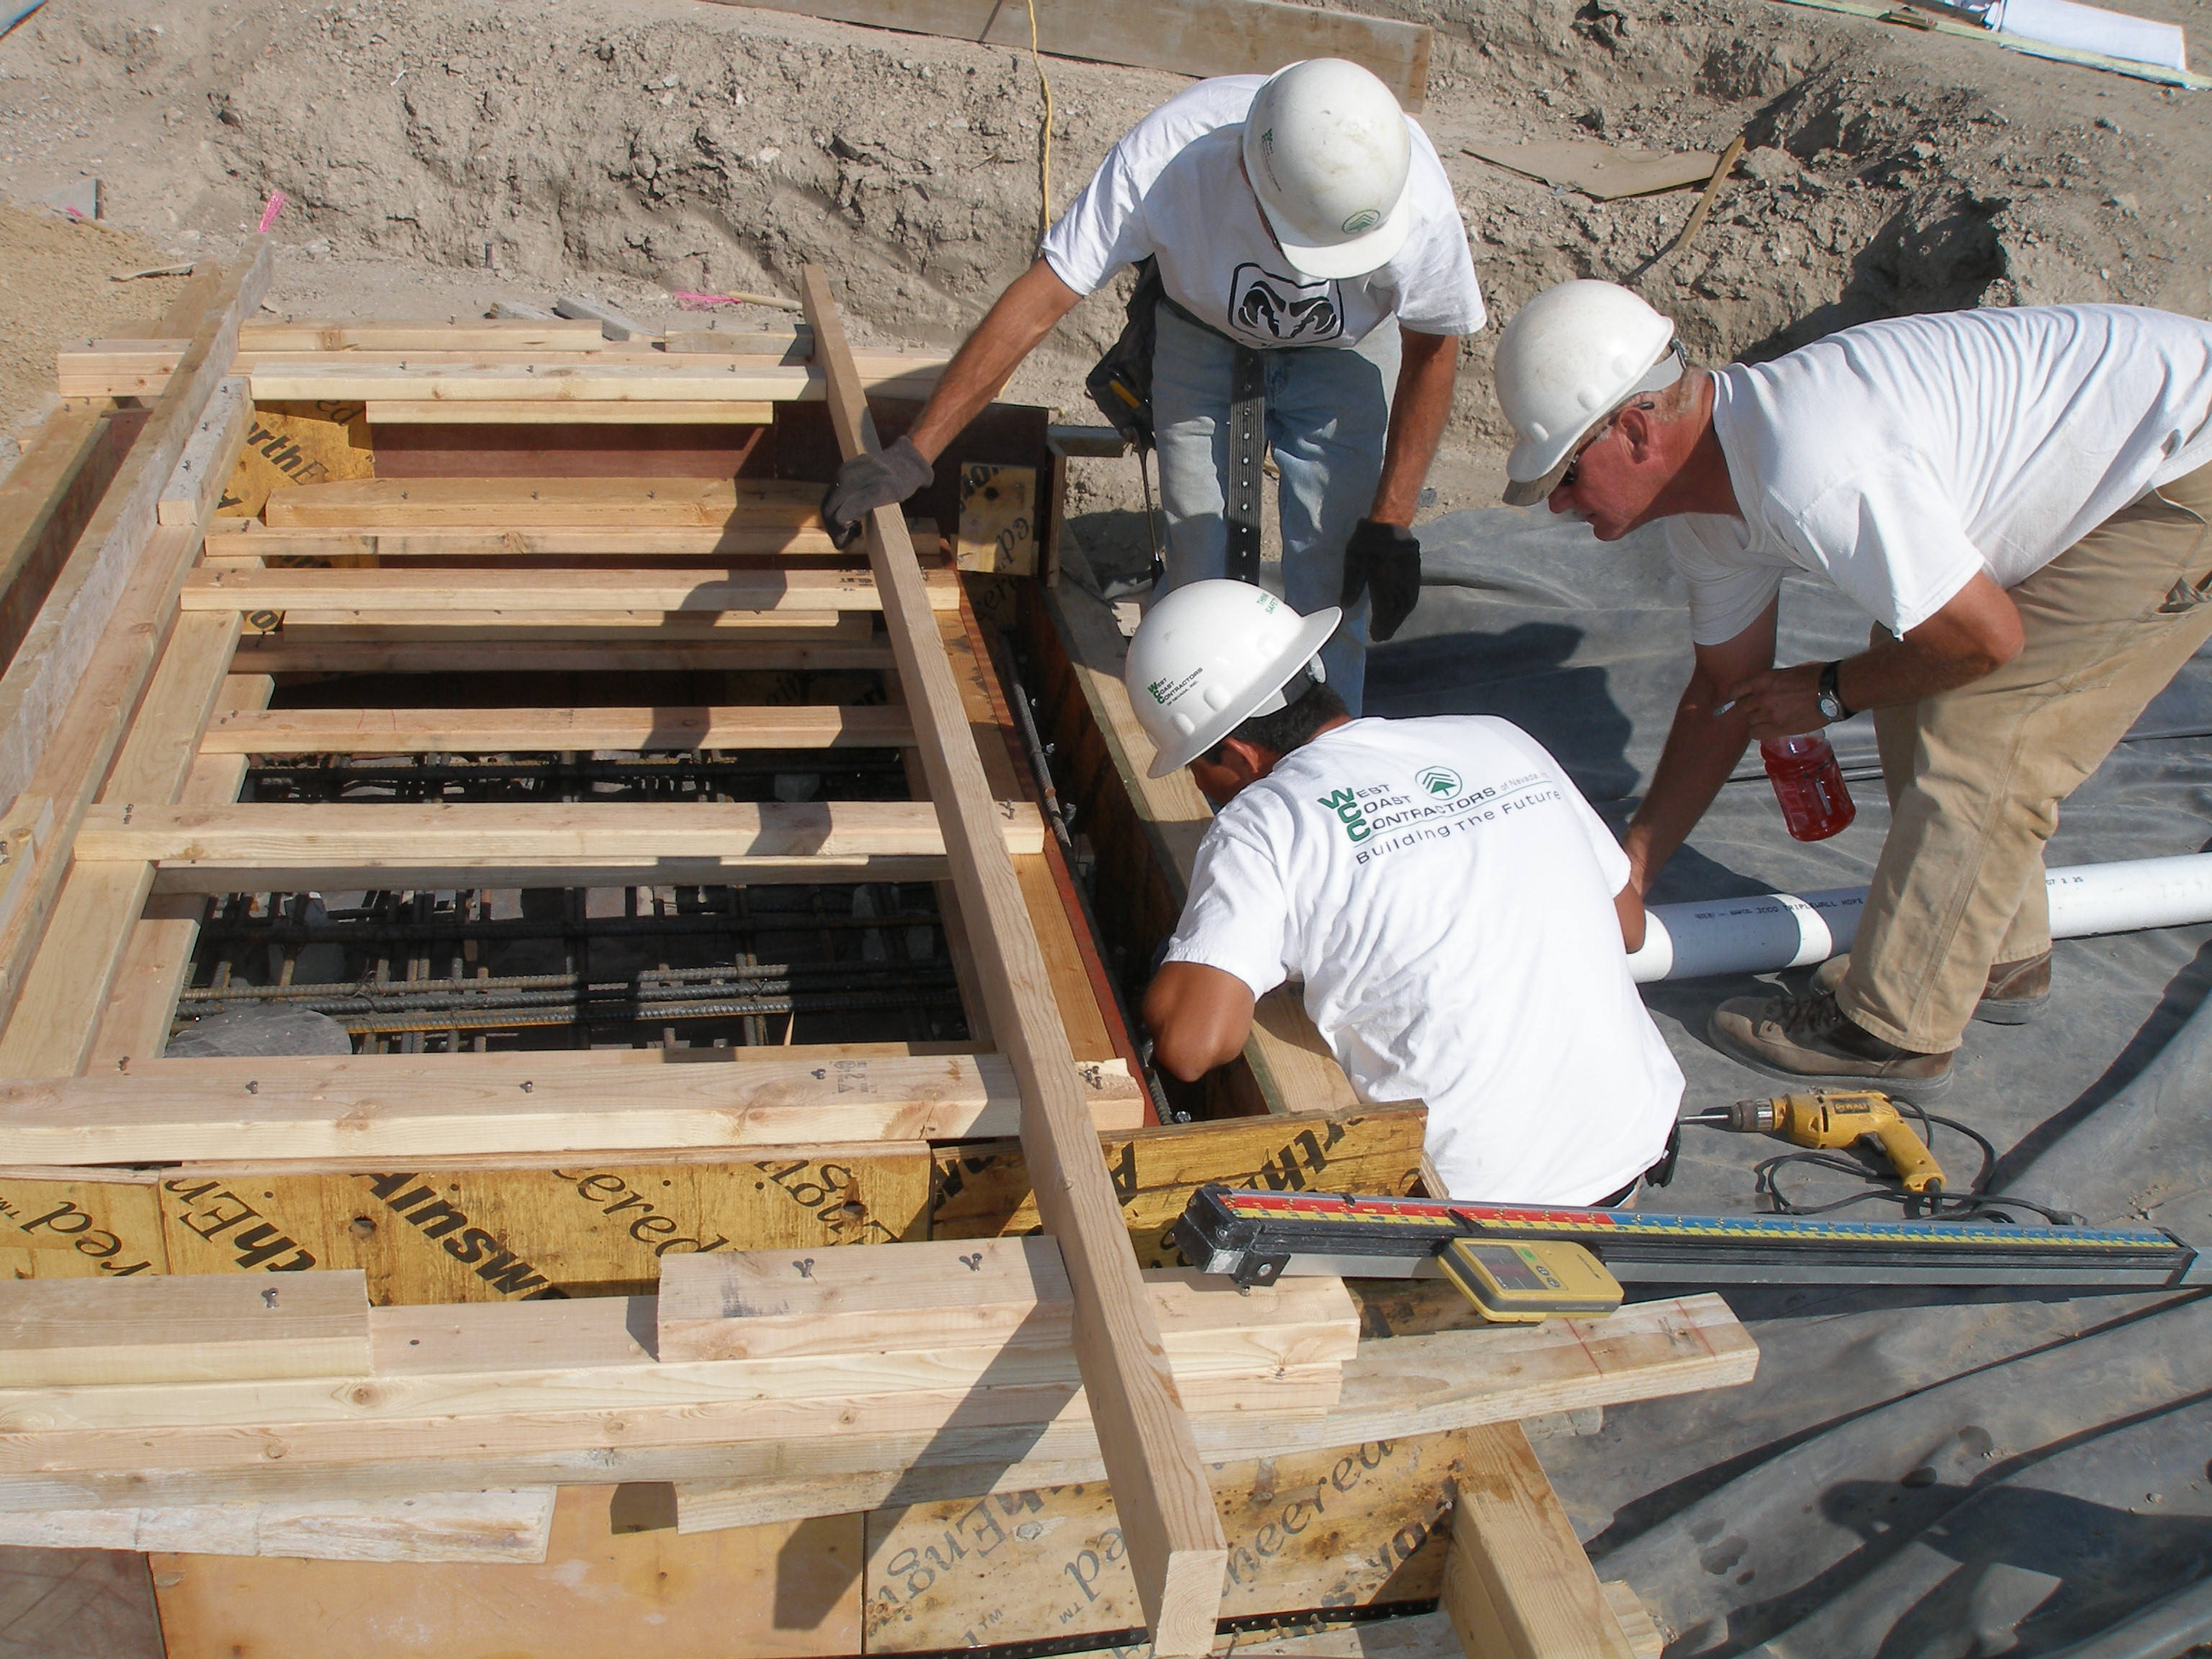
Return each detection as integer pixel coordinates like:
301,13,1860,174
1084,256,1166,454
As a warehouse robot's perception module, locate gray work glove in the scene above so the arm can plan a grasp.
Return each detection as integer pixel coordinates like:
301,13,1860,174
820,436,934,551
1340,518,1421,642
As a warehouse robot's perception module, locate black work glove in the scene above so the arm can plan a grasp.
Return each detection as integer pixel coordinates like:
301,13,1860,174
820,436,934,551
1339,518,1421,642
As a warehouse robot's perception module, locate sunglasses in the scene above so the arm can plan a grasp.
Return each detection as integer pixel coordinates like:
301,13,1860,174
1556,397,1659,493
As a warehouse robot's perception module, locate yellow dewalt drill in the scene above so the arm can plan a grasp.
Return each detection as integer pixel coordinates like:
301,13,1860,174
1686,1089,1947,1194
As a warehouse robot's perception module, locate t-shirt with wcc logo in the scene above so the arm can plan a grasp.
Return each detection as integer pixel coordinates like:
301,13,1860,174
1038,76,1486,349
1164,716,1681,1205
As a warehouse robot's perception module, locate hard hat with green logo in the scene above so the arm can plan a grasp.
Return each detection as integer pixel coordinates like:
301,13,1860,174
1241,58,1414,282
1125,580,1341,778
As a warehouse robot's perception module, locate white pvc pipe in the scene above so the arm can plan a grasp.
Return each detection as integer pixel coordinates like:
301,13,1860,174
1626,852,2212,983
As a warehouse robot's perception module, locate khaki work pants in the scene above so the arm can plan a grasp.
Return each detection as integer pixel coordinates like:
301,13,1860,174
1838,459,2212,1053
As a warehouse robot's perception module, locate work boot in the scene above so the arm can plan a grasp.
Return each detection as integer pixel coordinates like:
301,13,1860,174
1708,989,1954,1096
1812,948,2052,1026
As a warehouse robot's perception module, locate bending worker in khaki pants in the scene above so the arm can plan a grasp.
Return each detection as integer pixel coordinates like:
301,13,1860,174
1491,283,2212,1094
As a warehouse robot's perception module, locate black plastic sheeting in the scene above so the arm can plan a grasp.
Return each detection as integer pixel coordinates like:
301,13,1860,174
1364,508,2212,1659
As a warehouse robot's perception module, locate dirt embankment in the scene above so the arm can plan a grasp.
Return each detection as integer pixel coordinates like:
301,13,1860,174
2,0,2208,473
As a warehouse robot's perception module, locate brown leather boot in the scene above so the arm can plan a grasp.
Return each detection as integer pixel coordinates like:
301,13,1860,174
1709,989,1954,1096
1812,948,2052,1026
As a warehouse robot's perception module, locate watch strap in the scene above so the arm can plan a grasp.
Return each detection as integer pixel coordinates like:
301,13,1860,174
1820,660,1853,719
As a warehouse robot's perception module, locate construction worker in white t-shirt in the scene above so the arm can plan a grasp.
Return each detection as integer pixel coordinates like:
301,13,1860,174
1493,281,2212,1095
820,59,1487,714
1127,580,1683,1206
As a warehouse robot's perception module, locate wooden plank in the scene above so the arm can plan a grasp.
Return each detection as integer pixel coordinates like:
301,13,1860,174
0,1269,368,1386
148,1493,863,1659
0,612,243,1076
246,613,876,642
727,0,1433,108
154,379,251,528
239,320,608,350
179,565,960,613
0,1053,1146,1164
1441,1423,1637,1659
1601,1583,1666,1659
0,1166,168,1281
365,399,777,425
931,1107,1430,1269
0,1295,1752,1511
0,402,114,676
0,1488,557,1565
803,265,1228,1655
263,477,824,529
0,247,270,1032
73,800,1046,891
241,361,944,405
197,704,914,755
860,1433,1461,1652
86,672,269,1071
231,526,845,557
0,243,266,819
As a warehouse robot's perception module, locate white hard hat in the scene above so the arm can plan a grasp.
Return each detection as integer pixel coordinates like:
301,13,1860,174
1496,280,1683,506
1241,59,1413,282
1125,582,1341,778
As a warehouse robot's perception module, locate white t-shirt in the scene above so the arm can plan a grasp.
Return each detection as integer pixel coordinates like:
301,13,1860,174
1040,76,1486,350
1667,305,2212,645
1164,716,1682,1205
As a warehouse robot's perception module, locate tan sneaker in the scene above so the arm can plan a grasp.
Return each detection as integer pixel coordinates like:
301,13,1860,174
1812,949,2051,1026
1709,989,1954,1097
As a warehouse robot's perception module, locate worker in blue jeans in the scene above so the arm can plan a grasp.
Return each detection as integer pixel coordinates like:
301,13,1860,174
821,58,1485,713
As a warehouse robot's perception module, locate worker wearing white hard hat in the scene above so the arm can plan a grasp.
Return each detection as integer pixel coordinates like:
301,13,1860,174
823,58,1487,714
1491,279,2212,1094
1129,583,1683,1207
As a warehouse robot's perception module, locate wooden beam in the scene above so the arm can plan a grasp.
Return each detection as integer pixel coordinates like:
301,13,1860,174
240,319,607,350
801,264,1227,1654
0,1053,1146,1164
0,1488,557,1565
0,1269,369,1386
243,614,874,642
197,704,914,755
225,527,845,558
179,565,960,614
0,611,243,1074
233,361,943,405
1442,1423,1639,1659
72,799,1045,891
722,1,1433,108
363,399,776,426
0,1295,1754,1512
0,401,114,676
154,377,251,527
262,477,824,529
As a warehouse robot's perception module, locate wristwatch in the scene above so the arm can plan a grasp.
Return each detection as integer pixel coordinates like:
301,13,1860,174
1817,660,1853,723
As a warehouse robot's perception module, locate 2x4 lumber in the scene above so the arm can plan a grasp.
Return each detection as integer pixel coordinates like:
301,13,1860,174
727,1,1432,108
197,704,914,755
0,612,244,1074
0,1295,1753,1514
89,670,270,1070
238,361,943,405
801,264,1228,1654
0,1052,1146,1164
228,637,893,675
1442,1422,1639,1659
73,799,1046,892
240,319,607,349
363,399,777,426
262,476,824,529
250,613,873,642
0,246,268,1028
179,565,960,614
0,1269,369,1386
230,526,843,558
0,401,112,676
0,1269,1340,1449
0,1487,557,1565
154,377,251,528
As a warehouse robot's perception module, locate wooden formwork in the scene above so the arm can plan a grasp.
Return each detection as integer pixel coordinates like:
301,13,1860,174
0,250,1750,1659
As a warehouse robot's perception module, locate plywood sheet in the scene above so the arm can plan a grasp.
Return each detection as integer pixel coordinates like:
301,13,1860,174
155,1148,932,1303
931,1108,1429,1268
151,1488,863,1658
863,1434,1463,1650
1462,139,1719,200
0,1169,167,1281
220,400,374,519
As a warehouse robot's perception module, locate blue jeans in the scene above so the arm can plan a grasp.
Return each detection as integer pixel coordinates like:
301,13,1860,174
1151,307,1398,714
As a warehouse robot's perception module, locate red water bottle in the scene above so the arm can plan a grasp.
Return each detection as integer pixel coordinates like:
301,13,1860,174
1761,733,1856,842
